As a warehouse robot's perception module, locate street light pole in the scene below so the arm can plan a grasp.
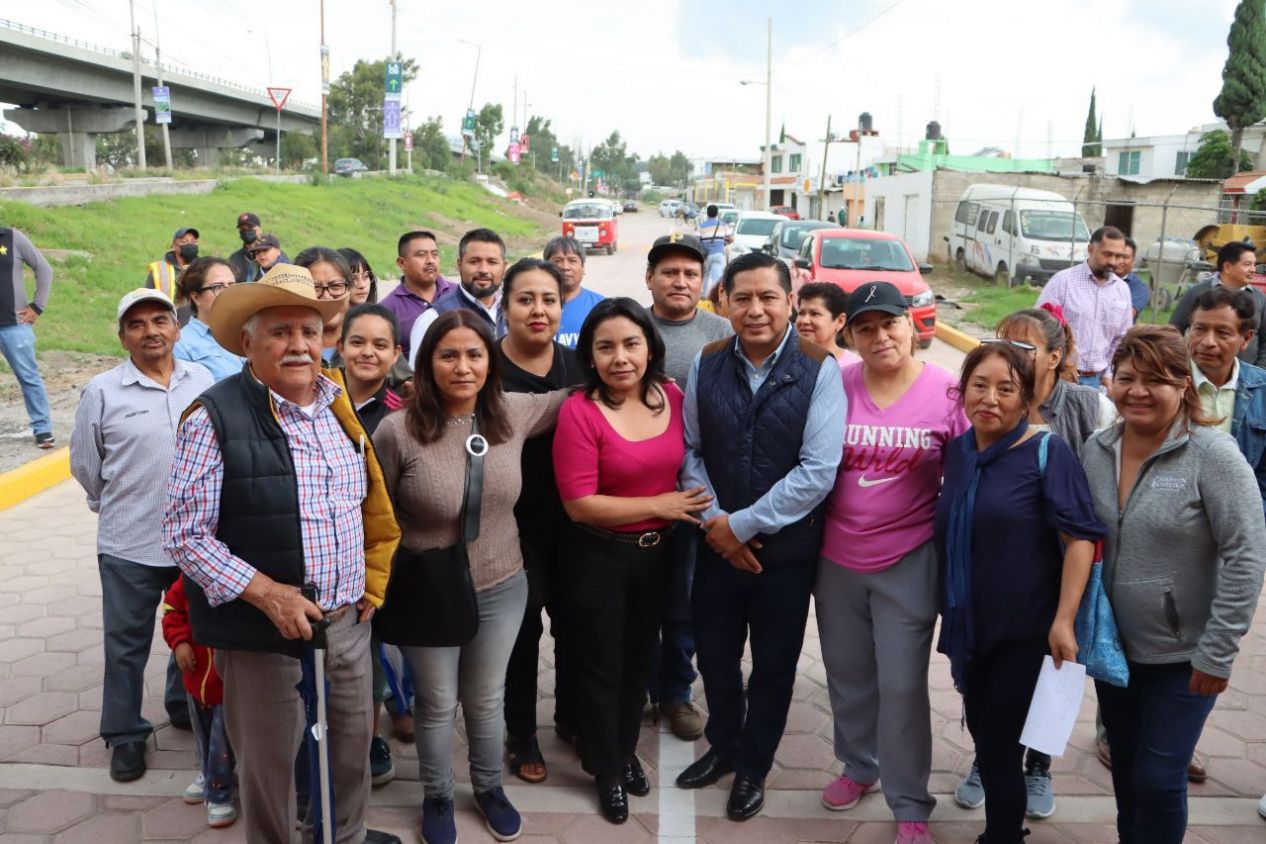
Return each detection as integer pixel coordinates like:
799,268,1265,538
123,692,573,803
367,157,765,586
459,40,482,169
127,0,147,170
388,0,397,177
764,17,772,210
149,4,172,169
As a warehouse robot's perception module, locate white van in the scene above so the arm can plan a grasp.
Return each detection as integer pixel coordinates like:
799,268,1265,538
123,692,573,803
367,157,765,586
948,185,1090,286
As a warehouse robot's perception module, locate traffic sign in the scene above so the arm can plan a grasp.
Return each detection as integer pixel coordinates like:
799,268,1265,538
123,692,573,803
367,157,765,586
510,126,519,144
551,146,560,163
461,109,476,138
383,99,402,139
320,45,330,94
267,87,292,111
385,61,403,100
152,86,172,124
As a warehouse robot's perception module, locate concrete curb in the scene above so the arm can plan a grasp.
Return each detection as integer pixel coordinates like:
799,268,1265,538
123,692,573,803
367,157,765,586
935,320,982,354
0,446,70,513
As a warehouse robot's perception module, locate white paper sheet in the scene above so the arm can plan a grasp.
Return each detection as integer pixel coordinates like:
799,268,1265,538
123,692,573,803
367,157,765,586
1019,656,1086,758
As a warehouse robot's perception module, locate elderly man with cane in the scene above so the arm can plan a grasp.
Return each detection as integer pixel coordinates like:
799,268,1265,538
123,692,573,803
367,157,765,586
163,264,402,844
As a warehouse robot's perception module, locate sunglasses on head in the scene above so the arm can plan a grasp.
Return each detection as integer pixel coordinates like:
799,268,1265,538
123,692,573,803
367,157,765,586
981,338,1036,352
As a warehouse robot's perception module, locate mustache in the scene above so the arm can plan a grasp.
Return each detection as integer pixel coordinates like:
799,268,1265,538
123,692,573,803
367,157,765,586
281,353,316,365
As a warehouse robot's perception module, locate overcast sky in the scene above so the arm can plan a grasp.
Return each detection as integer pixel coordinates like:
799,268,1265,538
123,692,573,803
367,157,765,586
4,0,1244,162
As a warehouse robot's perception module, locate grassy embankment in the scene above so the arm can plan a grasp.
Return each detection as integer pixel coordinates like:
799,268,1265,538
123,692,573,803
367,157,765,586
0,174,555,357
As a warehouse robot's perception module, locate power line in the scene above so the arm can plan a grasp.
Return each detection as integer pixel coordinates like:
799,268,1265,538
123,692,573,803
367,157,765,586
790,0,911,69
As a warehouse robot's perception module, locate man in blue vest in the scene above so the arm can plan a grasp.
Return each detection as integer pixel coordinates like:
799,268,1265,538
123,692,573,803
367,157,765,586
677,251,846,820
408,228,508,362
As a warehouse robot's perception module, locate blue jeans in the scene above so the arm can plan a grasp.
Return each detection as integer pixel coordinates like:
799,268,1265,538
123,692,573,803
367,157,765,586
703,253,726,294
1096,662,1218,844
188,696,235,804
0,323,52,435
1077,372,1103,388
649,525,698,706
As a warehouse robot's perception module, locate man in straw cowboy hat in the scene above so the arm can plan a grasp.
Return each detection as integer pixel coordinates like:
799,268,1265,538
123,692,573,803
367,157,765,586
162,264,402,844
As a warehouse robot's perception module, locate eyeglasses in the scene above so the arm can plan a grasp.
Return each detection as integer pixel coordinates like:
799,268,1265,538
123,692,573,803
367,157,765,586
314,281,350,298
981,338,1037,353
197,283,234,295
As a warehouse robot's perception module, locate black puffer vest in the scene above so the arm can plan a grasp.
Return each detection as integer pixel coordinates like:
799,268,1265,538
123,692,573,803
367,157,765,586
183,366,307,657
696,334,829,568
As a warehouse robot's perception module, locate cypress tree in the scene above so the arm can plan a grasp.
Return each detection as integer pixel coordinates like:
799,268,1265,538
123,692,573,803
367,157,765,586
1214,0,1266,175
1082,88,1099,157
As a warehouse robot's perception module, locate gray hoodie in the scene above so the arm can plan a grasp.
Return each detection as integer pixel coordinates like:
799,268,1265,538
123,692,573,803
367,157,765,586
1082,420,1266,679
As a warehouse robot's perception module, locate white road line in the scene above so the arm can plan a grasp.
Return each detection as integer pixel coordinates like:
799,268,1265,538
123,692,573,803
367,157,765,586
656,727,697,842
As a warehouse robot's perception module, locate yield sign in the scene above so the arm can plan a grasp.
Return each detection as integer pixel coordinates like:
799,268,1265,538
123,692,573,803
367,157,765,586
267,87,292,112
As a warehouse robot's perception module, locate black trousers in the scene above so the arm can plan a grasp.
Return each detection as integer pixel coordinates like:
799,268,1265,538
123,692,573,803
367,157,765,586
504,521,579,740
567,526,671,780
693,548,815,781
963,637,1048,844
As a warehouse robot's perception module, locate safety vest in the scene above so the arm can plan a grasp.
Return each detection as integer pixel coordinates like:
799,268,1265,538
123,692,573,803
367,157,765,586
147,260,178,299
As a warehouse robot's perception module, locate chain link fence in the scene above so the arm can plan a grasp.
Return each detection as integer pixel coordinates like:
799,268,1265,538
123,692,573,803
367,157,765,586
928,190,1266,322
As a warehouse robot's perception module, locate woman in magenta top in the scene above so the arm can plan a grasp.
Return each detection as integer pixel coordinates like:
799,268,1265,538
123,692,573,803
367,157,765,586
815,282,968,844
553,297,711,825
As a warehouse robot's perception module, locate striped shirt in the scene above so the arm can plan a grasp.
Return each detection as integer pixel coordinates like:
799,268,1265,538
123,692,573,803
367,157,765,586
1035,262,1133,375
163,374,368,610
70,358,214,567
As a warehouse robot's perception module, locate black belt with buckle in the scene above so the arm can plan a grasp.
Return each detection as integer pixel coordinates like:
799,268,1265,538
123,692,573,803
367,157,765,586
577,521,677,548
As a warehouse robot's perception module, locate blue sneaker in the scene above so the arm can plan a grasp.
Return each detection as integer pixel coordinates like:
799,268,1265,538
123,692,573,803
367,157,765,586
420,796,456,844
474,787,522,841
954,761,985,810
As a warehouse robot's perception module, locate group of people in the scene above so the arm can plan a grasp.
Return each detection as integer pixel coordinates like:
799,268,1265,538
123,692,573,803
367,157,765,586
47,206,1266,844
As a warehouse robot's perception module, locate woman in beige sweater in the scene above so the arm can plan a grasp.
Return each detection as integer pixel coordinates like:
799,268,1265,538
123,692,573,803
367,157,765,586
373,309,566,844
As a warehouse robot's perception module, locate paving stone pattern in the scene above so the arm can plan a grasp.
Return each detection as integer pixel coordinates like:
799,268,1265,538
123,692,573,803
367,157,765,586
2,481,1265,841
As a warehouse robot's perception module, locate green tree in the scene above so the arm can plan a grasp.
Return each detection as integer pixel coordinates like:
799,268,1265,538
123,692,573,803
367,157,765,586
668,151,693,187
1214,0,1266,175
1185,129,1255,179
473,103,503,172
411,116,453,172
647,153,672,186
326,54,419,170
279,131,318,170
1081,88,1100,157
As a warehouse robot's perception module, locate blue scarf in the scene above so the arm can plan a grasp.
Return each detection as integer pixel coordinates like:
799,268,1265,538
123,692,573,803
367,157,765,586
940,418,1030,692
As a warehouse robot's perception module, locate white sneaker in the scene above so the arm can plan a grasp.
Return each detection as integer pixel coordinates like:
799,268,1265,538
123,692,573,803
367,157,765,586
207,802,237,828
182,773,207,804
1258,792,1266,820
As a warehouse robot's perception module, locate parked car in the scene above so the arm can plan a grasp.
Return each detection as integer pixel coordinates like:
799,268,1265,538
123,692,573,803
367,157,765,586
728,211,785,259
659,199,683,217
947,184,1090,287
770,205,801,220
623,200,640,213
676,203,700,221
333,157,368,177
764,219,838,260
793,229,936,348
561,200,619,255
719,209,740,229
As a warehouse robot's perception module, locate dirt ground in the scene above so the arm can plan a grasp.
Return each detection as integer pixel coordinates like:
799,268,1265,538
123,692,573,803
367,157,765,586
0,348,119,474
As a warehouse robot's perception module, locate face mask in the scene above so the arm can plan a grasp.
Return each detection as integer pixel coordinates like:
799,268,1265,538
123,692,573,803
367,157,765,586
179,243,200,261
239,229,258,244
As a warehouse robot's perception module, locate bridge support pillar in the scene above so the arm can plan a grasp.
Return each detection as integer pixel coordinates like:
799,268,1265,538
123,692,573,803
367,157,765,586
3,105,141,170
168,126,263,167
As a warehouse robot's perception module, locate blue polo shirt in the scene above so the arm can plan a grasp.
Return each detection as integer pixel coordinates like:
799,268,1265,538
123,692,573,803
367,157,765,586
555,287,606,348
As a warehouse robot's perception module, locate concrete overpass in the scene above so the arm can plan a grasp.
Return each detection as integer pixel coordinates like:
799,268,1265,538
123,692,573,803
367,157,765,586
0,18,321,169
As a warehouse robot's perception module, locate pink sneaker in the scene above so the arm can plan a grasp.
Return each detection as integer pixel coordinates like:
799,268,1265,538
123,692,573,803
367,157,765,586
820,774,874,811
895,821,934,844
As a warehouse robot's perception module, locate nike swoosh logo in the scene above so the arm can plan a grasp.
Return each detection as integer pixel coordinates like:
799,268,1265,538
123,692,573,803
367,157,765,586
857,474,899,488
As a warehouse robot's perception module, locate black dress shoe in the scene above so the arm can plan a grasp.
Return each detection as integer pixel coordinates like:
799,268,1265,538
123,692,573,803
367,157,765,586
167,707,192,731
676,748,734,789
726,775,764,821
597,781,629,824
623,757,651,797
109,741,147,782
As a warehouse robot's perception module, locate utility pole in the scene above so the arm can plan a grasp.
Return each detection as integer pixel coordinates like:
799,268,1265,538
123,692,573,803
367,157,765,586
854,115,863,226
150,4,172,169
320,0,328,176
388,0,397,176
459,40,481,166
127,0,147,169
817,114,831,220
763,17,772,211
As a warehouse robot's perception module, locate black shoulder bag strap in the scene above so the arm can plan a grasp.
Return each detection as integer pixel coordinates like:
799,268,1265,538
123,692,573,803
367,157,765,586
461,417,488,543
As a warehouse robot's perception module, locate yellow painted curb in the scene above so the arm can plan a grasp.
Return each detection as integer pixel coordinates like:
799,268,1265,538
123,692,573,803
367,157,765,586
935,320,982,354
0,447,71,513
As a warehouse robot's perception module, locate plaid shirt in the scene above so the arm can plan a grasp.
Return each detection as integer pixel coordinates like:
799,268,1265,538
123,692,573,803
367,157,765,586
1036,262,1133,374
163,374,368,610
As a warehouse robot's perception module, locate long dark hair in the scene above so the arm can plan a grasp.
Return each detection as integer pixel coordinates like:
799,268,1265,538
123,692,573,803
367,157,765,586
339,247,379,304
575,297,669,412
294,246,352,280
406,309,512,445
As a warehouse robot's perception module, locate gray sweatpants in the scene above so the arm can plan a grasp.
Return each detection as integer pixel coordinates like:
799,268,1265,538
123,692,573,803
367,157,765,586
815,541,938,822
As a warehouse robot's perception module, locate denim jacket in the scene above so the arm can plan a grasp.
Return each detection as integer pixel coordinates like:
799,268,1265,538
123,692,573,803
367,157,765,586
1231,360,1266,517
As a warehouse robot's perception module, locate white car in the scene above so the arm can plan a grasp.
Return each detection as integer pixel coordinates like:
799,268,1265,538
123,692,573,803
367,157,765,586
659,199,683,217
728,211,784,259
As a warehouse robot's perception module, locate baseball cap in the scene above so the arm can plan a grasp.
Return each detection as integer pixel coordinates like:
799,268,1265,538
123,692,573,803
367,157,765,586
116,288,177,321
844,281,908,321
248,232,281,253
173,227,200,241
237,212,261,228
647,232,705,266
